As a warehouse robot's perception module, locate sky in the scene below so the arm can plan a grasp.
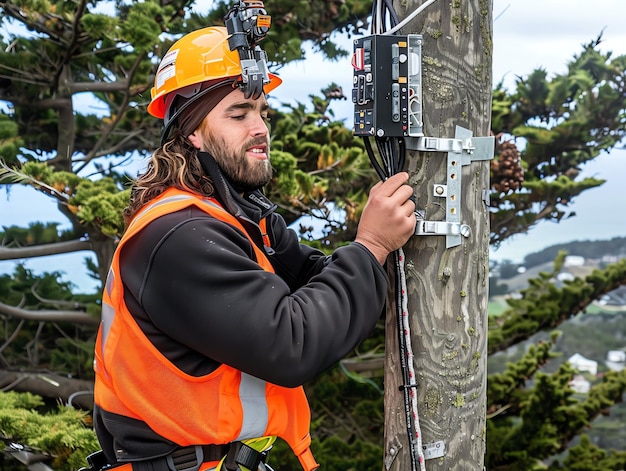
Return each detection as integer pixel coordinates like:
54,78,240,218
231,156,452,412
1,0,626,292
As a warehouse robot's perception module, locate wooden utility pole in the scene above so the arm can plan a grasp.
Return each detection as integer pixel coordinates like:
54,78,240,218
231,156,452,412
383,1,493,470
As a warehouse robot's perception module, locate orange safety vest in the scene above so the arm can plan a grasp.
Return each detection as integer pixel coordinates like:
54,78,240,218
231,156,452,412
94,188,319,471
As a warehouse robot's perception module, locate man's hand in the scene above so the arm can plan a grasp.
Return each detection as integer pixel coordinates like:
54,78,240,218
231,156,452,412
355,172,416,264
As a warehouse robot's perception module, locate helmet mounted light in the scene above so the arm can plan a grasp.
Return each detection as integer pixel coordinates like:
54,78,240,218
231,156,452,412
147,1,280,141
224,1,273,100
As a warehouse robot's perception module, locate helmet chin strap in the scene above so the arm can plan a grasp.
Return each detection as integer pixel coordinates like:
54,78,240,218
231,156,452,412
196,151,242,217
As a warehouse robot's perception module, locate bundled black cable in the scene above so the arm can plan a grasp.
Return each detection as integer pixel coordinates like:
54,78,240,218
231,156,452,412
364,136,405,180
361,2,426,470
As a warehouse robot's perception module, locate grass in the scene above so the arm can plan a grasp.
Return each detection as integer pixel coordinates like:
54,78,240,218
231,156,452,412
488,296,510,316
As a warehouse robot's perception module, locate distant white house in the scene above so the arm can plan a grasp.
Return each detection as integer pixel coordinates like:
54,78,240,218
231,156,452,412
557,272,575,283
568,353,598,376
602,255,620,264
607,350,626,363
569,374,591,394
564,255,585,267
606,350,626,372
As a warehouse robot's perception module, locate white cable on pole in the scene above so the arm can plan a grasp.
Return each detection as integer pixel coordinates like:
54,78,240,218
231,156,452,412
384,0,439,35
375,0,383,34
397,248,426,471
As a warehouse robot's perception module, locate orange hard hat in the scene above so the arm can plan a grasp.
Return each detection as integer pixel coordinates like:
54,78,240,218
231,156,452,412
147,26,282,120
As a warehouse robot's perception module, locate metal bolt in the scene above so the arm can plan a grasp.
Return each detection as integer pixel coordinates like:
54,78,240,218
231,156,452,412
460,224,471,238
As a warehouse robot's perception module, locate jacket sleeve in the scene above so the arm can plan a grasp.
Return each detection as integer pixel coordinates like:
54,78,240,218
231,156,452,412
265,212,331,291
121,209,389,388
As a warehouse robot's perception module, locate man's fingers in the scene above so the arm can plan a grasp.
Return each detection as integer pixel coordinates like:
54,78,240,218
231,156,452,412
375,172,409,196
401,198,416,217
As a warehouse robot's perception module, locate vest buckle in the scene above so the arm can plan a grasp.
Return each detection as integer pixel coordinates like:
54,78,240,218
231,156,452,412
223,441,270,471
166,445,203,471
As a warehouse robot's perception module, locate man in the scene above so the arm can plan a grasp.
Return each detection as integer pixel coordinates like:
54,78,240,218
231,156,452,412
92,27,415,471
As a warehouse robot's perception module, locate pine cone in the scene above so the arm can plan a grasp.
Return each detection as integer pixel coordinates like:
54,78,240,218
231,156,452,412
491,140,524,193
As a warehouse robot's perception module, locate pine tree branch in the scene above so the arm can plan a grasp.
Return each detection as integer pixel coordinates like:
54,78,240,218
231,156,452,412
0,239,93,261
30,283,89,310
78,51,147,171
0,369,94,408
488,258,626,354
0,300,99,326
487,334,559,415
0,161,69,201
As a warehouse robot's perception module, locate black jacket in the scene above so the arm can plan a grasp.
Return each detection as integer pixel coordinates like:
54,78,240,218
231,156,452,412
94,152,388,461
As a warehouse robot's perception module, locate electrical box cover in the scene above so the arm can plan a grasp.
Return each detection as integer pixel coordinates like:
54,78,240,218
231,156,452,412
352,34,423,138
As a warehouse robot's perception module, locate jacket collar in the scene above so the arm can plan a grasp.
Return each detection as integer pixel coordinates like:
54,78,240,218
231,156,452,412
196,151,277,222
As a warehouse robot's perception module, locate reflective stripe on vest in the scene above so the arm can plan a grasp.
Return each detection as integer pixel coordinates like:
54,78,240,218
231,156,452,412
94,188,318,470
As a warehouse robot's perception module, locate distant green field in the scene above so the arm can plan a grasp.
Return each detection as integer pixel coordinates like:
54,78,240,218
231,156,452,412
488,296,626,317
583,303,626,315
488,297,510,316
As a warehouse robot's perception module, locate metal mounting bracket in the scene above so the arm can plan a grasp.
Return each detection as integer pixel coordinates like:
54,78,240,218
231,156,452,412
414,215,471,239
407,126,494,248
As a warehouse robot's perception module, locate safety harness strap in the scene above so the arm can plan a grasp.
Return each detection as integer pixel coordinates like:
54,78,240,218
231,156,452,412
83,442,268,471
167,445,228,471
223,441,268,471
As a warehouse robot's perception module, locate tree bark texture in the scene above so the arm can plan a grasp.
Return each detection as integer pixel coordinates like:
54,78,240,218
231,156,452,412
0,369,94,410
384,1,493,470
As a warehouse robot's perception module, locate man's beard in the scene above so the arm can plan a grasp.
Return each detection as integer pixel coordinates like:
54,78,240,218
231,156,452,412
201,131,273,192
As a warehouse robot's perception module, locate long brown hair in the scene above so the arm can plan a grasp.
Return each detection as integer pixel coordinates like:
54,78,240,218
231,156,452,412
124,131,215,223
